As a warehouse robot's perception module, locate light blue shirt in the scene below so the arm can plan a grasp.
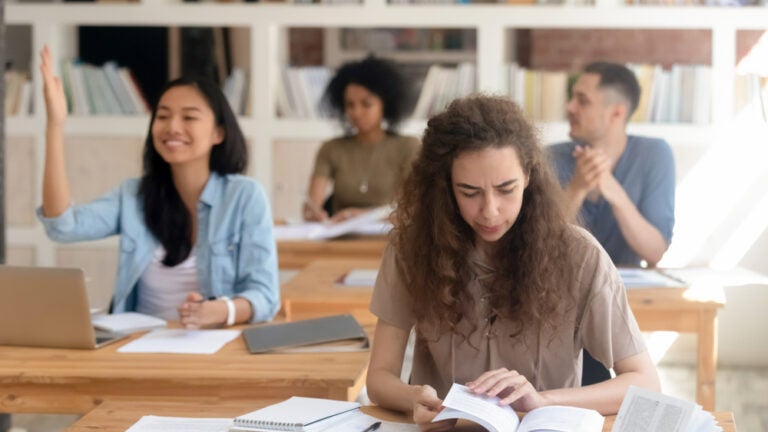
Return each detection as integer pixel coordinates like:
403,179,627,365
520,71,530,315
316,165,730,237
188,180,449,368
37,173,280,322
548,136,676,266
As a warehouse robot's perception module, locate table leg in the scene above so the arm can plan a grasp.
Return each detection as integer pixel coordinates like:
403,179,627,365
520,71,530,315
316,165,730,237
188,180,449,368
697,310,718,411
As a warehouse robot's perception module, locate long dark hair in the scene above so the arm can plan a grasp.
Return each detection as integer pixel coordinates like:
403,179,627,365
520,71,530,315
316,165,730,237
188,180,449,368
139,77,247,266
394,95,575,337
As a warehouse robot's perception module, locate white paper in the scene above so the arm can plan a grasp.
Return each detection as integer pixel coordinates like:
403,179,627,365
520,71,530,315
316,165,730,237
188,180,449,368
339,269,379,286
619,268,686,289
274,206,392,240
329,412,419,432
125,415,232,432
117,329,240,354
91,312,167,333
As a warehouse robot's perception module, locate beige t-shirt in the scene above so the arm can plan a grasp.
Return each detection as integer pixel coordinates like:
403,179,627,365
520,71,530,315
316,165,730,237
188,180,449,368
370,226,646,399
311,134,420,213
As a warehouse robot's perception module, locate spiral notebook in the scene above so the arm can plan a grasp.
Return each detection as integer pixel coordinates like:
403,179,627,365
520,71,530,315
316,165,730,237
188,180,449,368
230,396,361,431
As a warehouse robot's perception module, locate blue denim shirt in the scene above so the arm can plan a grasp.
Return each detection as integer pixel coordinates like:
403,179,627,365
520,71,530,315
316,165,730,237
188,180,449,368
37,173,280,322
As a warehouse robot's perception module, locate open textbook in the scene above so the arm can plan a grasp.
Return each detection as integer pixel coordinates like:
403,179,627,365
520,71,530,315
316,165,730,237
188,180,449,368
612,386,721,432
433,383,604,432
274,205,392,240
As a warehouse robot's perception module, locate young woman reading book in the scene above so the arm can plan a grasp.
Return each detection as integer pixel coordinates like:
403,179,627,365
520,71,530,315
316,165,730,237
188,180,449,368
366,95,660,430
37,47,279,328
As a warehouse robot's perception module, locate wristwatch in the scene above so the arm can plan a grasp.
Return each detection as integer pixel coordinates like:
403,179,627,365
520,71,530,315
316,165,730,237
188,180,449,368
219,296,236,326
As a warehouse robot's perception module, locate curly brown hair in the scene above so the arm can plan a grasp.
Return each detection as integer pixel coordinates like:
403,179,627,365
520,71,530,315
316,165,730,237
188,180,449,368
393,94,577,337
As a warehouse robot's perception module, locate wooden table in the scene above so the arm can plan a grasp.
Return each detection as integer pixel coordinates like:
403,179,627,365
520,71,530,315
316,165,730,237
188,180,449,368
0,319,370,415
282,259,726,411
65,399,738,431
277,236,387,269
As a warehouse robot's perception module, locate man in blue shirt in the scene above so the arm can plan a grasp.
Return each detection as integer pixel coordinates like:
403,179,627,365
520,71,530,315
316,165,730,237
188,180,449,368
549,62,675,268
548,62,676,386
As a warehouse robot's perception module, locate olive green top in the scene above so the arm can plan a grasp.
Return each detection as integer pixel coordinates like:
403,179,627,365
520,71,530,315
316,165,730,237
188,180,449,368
311,134,420,213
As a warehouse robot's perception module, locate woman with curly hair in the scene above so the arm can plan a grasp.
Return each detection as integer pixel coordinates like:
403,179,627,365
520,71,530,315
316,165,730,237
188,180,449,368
303,56,420,222
367,95,659,430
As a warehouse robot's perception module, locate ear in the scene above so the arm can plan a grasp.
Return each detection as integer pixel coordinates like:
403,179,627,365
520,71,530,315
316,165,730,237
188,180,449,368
212,125,225,145
611,103,628,124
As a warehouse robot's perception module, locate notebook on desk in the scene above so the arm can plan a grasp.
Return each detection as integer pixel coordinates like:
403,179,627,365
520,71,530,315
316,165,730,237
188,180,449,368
0,265,128,349
242,314,369,354
230,396,361,432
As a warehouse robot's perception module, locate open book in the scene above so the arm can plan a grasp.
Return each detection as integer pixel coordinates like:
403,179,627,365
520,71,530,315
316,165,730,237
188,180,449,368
612,386,722,432
618,268,686,289
274,206,392,240
433,384,604,432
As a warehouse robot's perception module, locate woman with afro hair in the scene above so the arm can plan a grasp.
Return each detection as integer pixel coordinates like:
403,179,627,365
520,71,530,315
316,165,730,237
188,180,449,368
303,56,420,222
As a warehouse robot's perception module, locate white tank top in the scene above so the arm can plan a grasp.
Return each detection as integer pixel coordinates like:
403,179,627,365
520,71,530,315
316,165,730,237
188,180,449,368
136,246,201,321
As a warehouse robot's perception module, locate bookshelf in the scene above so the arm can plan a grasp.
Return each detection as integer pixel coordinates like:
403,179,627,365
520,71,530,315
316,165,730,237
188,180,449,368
5,2,768,273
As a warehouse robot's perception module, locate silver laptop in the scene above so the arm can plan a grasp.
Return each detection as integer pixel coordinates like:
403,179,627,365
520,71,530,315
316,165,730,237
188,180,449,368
0,266,128,349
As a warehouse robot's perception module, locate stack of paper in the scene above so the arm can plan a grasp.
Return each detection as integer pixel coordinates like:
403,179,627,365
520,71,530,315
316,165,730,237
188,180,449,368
612,386,722,432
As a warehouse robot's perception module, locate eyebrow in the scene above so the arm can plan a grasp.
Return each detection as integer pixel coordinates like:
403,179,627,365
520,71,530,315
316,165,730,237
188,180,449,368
456,179,519,190
156,106,203,112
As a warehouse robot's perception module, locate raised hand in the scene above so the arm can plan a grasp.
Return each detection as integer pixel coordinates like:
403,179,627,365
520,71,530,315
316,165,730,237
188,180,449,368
39,45,68,126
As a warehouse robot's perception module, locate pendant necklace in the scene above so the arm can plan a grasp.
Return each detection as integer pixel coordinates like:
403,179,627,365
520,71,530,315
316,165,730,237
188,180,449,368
358,140,380,194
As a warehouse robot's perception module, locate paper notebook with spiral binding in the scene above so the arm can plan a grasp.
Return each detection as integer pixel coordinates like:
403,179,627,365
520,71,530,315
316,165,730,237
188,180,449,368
229,396,361,432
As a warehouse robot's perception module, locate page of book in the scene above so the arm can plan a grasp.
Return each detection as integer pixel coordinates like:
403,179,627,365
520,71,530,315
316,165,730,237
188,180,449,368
610,386,721,432
518,405,603,432
432,384,520,432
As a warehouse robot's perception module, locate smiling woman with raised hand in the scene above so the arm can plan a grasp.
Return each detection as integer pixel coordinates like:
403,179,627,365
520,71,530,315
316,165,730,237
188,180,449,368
36,46,279,328
366,95,660,431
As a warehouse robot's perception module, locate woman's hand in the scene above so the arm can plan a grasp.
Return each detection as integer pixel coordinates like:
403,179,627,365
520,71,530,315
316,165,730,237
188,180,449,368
412,385,456,432
39,45,68,127
302,200,329,222
467,368,547,412
177,292,227,329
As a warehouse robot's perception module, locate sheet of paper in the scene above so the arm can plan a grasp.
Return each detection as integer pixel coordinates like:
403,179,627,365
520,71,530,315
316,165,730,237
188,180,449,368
118,329,240,354
330,412,419,432
619,268,686,289
274,206,392,240
125,415,232,432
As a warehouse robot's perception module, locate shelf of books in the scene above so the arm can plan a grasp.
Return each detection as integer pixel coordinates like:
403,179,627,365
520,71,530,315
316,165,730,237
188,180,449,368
5,0,767,265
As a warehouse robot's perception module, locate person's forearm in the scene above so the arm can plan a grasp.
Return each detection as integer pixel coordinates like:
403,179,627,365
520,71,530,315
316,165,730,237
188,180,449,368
563,183,588,222
366,369,421,413
42,122,72,217
607,189,668,266
540,369,660,415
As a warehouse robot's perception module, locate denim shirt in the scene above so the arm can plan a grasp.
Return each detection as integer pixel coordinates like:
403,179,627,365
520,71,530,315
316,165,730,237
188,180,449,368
548,136,676,266
37,173,280,322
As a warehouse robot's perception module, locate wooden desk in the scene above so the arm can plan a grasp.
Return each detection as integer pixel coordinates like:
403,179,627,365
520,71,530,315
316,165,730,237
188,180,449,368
65,400,737,432
277,237,387,269
281,259,726,411
0,321,369,414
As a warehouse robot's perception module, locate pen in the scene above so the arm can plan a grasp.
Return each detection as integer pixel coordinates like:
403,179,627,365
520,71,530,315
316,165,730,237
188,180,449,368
193,296,218,303
361,421,381,432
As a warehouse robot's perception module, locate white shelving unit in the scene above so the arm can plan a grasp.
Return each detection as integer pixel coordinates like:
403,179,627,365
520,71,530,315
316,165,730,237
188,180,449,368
5,1,767,267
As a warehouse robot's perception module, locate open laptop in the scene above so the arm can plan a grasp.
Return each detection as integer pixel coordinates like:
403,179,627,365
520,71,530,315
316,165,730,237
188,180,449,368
0,266,128,349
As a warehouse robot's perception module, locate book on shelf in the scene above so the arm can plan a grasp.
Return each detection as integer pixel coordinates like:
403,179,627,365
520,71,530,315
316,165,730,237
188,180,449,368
432,383,604,432
58,59,150,116
229,396,365,432
613,385,722,432
4,70,32,117
242,314,369,354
